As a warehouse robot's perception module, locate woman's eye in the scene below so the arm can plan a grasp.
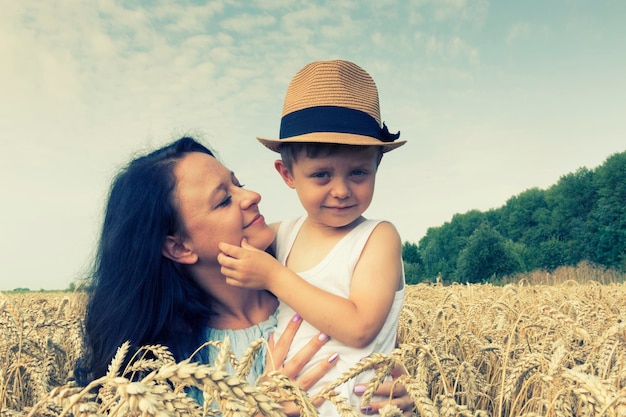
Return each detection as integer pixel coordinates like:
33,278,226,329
218,195,232,207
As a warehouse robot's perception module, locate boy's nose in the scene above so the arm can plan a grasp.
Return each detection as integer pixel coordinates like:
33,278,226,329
330,179,351,199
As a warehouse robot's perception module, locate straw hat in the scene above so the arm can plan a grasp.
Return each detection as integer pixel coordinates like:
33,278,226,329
257,59,406,153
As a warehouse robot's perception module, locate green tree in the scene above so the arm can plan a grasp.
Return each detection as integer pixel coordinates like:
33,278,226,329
403,262,425,285
402,242,420,264
535,237,569,270
498,188,548,244
414,150,626,278
592,152,626,269
420,210,486,281
545,167,596,264
402,241,424,284
457,223,523,283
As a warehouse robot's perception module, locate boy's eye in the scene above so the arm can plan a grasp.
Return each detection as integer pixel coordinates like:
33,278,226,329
351,169,367,176
312,172,329,178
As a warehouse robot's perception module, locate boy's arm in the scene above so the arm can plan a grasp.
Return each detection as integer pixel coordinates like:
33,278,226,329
218,221,403,348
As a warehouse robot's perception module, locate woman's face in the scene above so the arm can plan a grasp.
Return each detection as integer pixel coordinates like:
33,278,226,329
172,152,275,268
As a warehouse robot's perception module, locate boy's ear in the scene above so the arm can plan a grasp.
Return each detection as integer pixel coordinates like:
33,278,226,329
162,235,198,265
274,160,296,189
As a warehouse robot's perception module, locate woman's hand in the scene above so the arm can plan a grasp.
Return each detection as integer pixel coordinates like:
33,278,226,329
264,314,339,416
353,363,415,416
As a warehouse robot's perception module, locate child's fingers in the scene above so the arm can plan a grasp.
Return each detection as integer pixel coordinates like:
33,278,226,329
216,251,233,267
217,241,232,253
240,237,254,250
217,241,241,258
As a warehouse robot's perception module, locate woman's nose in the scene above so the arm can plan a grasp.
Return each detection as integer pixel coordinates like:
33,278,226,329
239,188,262,208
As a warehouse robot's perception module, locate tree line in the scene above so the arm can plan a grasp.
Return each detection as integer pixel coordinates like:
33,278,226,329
402,150,626,284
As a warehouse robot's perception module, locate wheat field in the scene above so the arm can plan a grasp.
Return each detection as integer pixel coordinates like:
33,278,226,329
2,263,626,417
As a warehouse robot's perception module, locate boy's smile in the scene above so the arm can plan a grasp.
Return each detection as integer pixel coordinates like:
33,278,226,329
281,146,380,229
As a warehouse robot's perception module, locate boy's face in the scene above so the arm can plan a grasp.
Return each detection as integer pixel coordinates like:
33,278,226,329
275,146,380,229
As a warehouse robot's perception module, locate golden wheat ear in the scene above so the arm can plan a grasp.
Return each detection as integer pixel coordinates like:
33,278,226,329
5,266,626,417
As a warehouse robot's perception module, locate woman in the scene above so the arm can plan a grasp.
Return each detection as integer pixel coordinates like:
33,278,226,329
77,136,412,415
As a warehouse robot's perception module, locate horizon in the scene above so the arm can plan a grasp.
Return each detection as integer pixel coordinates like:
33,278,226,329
3,148,621,292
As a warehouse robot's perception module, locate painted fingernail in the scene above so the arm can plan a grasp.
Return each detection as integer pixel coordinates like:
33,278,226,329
353,385,366,395
318,333,330,342
327,353,339,363
291,314,302,322
360,405,372,414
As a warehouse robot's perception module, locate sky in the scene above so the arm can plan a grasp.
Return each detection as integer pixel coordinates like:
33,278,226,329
1,0,625,291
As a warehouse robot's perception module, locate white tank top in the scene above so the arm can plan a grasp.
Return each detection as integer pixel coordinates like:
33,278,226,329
274,216,405,416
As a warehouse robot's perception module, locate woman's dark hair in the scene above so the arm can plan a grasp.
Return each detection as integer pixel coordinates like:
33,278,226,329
76,137,216,385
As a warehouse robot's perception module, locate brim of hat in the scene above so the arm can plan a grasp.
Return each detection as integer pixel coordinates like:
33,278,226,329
257,132,406,153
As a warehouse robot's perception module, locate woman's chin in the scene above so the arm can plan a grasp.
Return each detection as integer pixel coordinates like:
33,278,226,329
246,227,275,251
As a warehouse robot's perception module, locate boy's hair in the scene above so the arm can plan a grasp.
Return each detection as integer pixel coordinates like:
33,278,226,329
279,142,383,172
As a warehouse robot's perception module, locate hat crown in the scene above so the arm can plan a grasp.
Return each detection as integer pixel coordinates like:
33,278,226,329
257,59,405,153
282,60,382,126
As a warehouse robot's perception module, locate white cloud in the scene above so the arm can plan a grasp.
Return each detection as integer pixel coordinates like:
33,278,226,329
507,22,531,43
220,13,277,34
251,0,293,9
160,2,226,33
419,33,480,67
281,5,334,27
372,32,384,47
319,16,360,40
432,0,468,21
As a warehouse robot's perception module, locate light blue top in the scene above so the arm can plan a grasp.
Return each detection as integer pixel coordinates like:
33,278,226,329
187,308,279,405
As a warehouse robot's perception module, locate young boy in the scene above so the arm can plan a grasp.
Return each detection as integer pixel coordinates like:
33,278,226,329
218,59,406,416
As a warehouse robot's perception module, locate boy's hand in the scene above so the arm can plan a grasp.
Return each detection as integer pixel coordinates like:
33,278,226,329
217,238,283,290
